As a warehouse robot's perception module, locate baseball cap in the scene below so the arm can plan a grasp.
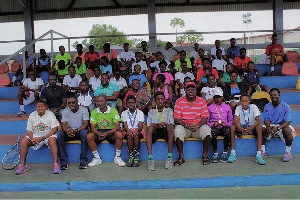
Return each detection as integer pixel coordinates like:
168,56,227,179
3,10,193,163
213,90,223,97
185,82,196,88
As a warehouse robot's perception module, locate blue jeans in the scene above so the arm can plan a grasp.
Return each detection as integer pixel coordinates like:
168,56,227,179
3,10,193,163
57,129,88,165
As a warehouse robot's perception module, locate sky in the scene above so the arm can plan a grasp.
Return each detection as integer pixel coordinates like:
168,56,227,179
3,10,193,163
0,9,299,55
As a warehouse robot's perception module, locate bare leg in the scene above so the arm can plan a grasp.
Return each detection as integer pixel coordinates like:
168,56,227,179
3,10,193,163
202,135,211,157
282,126,293,146
86,133,98,151
114,131,123,150
167,125,174,153
175,139,184,159
255,125,262,151
48,137,59,163
20,137,33,166
230,125,236,150
146,125,154,155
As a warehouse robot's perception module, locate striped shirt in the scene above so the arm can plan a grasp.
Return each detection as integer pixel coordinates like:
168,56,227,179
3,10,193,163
174,96,209,125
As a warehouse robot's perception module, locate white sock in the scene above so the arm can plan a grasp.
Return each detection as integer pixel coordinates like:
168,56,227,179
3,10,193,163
116,149,121,157
12,76,17,82
20,105,25,112
223,152,228,154
286,146,292,153
257,151,261,155
271,67,275,72
92,150,100,159
231,150,236,154
261,145,266,153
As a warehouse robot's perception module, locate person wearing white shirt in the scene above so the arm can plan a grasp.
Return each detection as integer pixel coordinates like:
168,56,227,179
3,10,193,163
190,43,200,65
201,74,223,106
162,42,179,62
110,71,128,91
211,40,225,59
119,43,135,66
212,49,227,72
63,65,82,94
89,67,101,92
175,61,195,96
132,52,148,73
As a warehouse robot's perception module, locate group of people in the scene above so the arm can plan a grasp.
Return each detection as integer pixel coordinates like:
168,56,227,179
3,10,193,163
14,34,293,175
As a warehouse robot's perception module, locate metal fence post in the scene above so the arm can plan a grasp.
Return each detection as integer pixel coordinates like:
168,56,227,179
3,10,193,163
22,50,26,81
51,31,54,67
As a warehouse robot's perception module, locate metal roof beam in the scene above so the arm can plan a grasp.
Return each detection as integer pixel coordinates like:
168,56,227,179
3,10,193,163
112,0,121,7
17,0,26,8
186,0,190,4
68,0,77,9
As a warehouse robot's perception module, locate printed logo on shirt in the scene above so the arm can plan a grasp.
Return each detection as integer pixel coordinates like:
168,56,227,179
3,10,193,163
35,122,48,132
99,119,110,129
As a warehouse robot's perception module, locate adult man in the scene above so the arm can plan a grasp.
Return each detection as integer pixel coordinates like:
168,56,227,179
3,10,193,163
73,43,86,63
233,48,252,77
139,41,152,61
17,70,44,116
84,45,100,69
226,38,241,63
265,34,284,76
62,65,82,96
211,40,225,59
40,75,67,120
162,42,179,63
174,82,212,166
53,46,71,68
87,95,126,167
262,88,294,162
57,96,89,170
16,100,60,175
89,67,101,92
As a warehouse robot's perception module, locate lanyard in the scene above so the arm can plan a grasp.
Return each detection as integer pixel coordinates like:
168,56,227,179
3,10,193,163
242,106,251,127
214,104,222,120
128,109,137,128
156,106,165,123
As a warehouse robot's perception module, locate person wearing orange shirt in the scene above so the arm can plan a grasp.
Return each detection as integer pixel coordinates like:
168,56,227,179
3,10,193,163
196,58,219,83
233,48,252,77
265,34,284,76
84,45,100,70
101,43,118,70
73,44,86,63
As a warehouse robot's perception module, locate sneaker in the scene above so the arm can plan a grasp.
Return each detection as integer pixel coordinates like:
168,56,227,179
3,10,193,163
283,152,292,162
60,164,68,170
227,153,237,163
211,154,219,163
127,157,134,167
53,164,61,174
219,153,229,162
79,161,87,169
15,164,28,175
255,154,266,165
270,71,275,76
114,156,126,167
261,151,267,159
164,157,173,169
148,159,155,171
132,158,140,167
16,111,26,117
88,157,102,167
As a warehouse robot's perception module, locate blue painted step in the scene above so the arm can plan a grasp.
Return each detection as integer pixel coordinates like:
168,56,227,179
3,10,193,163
0,101,36,115
281,92,300,105
260,76,297,89
255,63,300,76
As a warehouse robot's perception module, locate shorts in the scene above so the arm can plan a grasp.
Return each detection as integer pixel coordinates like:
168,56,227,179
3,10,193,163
95,129,115,144
123,129,146,139
152,127,168,143
26,134,57,150
262,124,295,142
236,125,258,137
274,56,283,64
211,126,230,138
119,67,131,78
174,124,211,142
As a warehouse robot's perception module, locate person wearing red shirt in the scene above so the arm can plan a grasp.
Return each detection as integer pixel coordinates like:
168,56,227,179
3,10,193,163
196,58,219,83
101,43,118,70
265,34,284,76
233,48,252,77
84,45,100,70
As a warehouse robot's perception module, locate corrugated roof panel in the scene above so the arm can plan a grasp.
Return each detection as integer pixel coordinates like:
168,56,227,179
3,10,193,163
156,0,186,4
284,2,300,10
0,0,22,12
36,0,70,10
73,0,115,8
118,0,147,6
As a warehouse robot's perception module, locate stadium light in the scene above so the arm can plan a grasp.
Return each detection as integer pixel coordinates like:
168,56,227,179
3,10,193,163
242,13,252,44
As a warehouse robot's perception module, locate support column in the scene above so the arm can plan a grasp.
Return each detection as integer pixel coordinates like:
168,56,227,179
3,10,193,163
147,0,157,50
23,0,35,53
273,0,284,43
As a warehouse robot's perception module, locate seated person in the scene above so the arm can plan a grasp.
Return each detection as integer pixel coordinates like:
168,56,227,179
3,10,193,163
55,60,69,84
73,43,86,63
196,58,219,83
179,76,192,97
57,96,89,170
118,43,135,78
149,52,171,73
121,95,145,167
211,40,225,59
222,63,242,85
74,56,87,81
190,43,200,66
17,70,44,116
175,50,192,72
89,67,101,92
87,95,126,167
11,51,34,86
37,49,51,73
84,45,100,70
110,70,128,101
228,94,265,165
207,91,233,163
99,56,113,77
212,49,227,77
200,74,223,106
153,74,173,107
132,52,148,74
262,88,295,162
77,81,95,113
41,75,67,121
146,92,175,171
94,73,120,109
198,68,213,86
139,41,152,61
162,42,179,65
62,65,82,96
101,43,118,70
53,46,71,68
265,34,284,76
175,61,195,94
226,38,240,63
244,62,269,95
153,60,174,87
233,47,252,77
129,65,148,90
15,100,60,175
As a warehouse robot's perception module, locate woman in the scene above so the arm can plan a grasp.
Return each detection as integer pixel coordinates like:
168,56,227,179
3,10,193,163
153,74,173,107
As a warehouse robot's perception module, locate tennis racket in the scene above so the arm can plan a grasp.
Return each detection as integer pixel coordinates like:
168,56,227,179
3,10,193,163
2,133,22,170
135,89,151,107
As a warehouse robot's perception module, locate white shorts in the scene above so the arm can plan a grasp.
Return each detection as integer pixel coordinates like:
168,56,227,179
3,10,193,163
26,134,57,150
23,91,41,105
262,124,295,143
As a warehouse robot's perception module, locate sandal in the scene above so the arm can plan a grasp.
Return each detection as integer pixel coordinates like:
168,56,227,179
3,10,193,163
173,158,185,166
202,156,210,165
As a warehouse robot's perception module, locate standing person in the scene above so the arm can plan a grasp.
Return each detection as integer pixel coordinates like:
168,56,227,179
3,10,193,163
227,38,241,63
17,70,44,116
37,49,51,73
89,67,101,92
84,45,100,70
175,51,192,72
227,94,266,165
121,95,145,167
207,91,233,163
132,52,148,74
73,43,86,63
87,95,126,167
53,46,71,68
146,92,175,171
57,96,89,170
262,88,295,162
139,41,152,61
173,82,212,166
62,65,82,96
265,34,284,76
200,74,223,106
233,48,252,77
211,40,225,59
15,100,60,175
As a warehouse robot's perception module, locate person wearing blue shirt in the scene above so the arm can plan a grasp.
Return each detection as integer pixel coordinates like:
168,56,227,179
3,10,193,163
100,56,113,77
262,88,295,162
226,38,240,63
94,73,120,109
129,64,148,89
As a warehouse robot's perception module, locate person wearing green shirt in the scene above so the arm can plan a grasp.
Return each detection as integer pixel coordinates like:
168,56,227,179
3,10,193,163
54,46,72,68
74,56,88,81
87,95,126,167
222,63,242,85
55,60,69,83
175,50,192,72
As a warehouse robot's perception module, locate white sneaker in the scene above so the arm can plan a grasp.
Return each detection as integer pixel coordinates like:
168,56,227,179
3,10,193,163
88,158,102,167
114,156,126,167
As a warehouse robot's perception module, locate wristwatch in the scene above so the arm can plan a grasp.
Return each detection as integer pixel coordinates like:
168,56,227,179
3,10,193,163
42,136,45,141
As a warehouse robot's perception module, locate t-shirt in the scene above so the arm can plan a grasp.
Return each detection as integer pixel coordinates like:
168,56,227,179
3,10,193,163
194,58,202,68
26,110,59,137
94,83,120,105
265,44,284,56
212,58,227,71
132,61,148,73
100,64,112,76
190,50,199,59
129,74,148,89
211,47,225,56
207,103,233,128
227,46,241,60
244,71,260,85
76,92,94,107
119,51,135,61
121,109,144,129
19,56,34,68
63,74,82,88
110,77,127,90
222,72,242,83
196,68,219,81
147,107,174,126
101,49,117,61
235,104,260,126
55,53,72,65
55,65,69,76
175,58,192,72
153,72,174,85
201,86,223,100
38,56,50,67
162,49,177,61
90,106,121,130
233,56,252,69
73,52,86,63
40,86,68,109
263,102,292,124
84,52,100,62
150,60,171,72
138,49,152,59
61,106,89,129
74,64,87,76
23,78,44,90
174,96,209,125
175,72,195,84
89,76,101,91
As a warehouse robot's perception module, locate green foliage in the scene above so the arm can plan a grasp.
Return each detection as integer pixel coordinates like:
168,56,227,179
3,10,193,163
184,29,203,45
170,18,185,46
135,39,167,48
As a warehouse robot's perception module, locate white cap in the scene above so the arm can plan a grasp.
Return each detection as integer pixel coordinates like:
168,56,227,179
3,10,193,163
213,90,223,97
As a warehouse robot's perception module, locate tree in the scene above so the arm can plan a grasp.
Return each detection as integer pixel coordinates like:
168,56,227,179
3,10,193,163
135,39,167,48
177,35,186,46
184,29,203,45
170,18,185,46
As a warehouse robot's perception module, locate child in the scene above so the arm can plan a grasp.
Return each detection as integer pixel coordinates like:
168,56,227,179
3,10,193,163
74,56,87,81
199,68,212,86
129,65,148,89
110,70,128,100
175,50,192,72
84,45,100,70
152,60,174,87
233,48,252,77
62,65,82,96
146,91,175,171
88,67,101,92
99,56,113,77
121,95,145,167
222,63,242,85
212,49,227,77
149,52,171,73
175,61,195,93
11,51,34,86
211,40,225,59
227,94,265,165
200,74,223,105
244,61,261,95
55,60,69,84
77,81,94,113
153,74,173,107
207,91,233,163
196,58,219,83
132,52,148,74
